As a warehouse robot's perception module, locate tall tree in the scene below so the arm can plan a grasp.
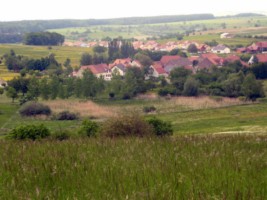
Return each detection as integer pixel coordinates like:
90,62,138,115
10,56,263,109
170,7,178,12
242,73,264,101
80,53,92,66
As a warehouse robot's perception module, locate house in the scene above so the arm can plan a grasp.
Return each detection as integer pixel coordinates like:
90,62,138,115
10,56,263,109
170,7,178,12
111,58,132,67
220,33,234,39
200,53,225,66
196,58,216,71
248,54,267,65
164,57,192,73
111,64,127,76
198,44,210,53
225,55,248,67
211,45,231,54
160,55,181,66
0,78,7,88
255,42,267,53
148,62,168,78
75,63,112,81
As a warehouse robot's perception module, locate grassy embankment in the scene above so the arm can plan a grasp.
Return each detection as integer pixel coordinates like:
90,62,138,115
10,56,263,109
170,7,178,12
1,95,267,136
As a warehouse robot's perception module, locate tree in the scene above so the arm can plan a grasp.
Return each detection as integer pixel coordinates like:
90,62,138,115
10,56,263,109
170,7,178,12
134,53,153,67
222,72,244,97
63,58,71,67
183,77,199,96
242,73,265,101
187,43,198,53
80,53,92,66
24,32,64,46
93,46,107,54
123,67,146,98
170,68,192,93
81,70,98,98
6,87,18,102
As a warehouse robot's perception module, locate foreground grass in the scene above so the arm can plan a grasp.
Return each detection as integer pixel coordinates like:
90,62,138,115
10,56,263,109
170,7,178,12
0,135,266,199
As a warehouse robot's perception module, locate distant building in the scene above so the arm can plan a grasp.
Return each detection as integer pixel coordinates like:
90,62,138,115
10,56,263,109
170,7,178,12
220,33,234,39
211,45,231,54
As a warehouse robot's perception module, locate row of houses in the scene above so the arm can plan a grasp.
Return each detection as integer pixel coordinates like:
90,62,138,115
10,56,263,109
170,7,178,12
63,39,231,54
72,58,142,81
72,53,267,81
237,42,267,54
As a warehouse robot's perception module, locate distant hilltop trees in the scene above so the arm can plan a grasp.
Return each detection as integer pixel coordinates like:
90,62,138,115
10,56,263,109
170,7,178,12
24,32,65,46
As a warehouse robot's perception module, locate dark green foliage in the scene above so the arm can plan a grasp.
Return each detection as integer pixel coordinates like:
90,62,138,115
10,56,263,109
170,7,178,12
93,46,107,54
187,43,198,53
53,130,70,141
251,63,267,79
204,40,218,47
80,53,92,66
222,72,244,97
6,87,18,102
24,32,64,46
147,117,173,136
9,124,50,140
143,106,156,113
78,120,99,137
170,68,192,92
101,113,153,137
54,111,79,120
242,73,265,101
183,77,199,96
19,101,51,116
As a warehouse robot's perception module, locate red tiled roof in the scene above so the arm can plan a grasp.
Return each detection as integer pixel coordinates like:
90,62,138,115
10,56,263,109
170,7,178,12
152,62,166,74
256,54,267,63
112,58,132,66
160,55,181,66
225,55,241,63
200,53,224,65
256,42,267,48
81,63,109,74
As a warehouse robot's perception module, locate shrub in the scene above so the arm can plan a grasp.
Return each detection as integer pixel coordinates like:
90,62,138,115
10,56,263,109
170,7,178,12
9,124,50,140
101,113,153,138
19,101,51,117
143,106,156,113
78,119,99,137
54,111,79,120
53,129,70,141
147,117,173,136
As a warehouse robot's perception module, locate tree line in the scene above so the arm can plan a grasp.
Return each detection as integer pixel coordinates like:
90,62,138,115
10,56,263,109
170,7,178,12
24,32,64,46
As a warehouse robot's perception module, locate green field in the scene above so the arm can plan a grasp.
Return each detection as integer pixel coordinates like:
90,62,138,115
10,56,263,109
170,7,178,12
0,44,93,68
48,16,267,43
0,135,266,199
1,94,267,198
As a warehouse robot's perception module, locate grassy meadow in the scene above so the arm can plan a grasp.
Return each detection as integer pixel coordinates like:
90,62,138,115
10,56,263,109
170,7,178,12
0,135,266,199
1,15,267,199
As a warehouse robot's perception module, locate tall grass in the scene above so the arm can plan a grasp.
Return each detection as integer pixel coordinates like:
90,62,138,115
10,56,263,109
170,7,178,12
0,135,266,199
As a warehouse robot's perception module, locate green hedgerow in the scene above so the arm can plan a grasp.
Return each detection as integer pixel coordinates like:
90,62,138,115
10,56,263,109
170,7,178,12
147,117,173,136
9,124,50,140
78,119,99,137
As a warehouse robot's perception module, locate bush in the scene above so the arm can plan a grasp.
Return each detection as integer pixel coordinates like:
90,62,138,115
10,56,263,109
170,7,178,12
78,119,99,137
54,111,79,120
101,113,153,138
19,101,51,117
147,117,173,136
53,129,70,141
9,124,50,140
143,106,156,113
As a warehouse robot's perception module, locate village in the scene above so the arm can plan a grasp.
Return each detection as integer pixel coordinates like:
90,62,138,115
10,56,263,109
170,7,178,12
70,39,267,81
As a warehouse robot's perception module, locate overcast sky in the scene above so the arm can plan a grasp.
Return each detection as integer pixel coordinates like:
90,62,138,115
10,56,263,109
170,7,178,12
0,0,266,21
